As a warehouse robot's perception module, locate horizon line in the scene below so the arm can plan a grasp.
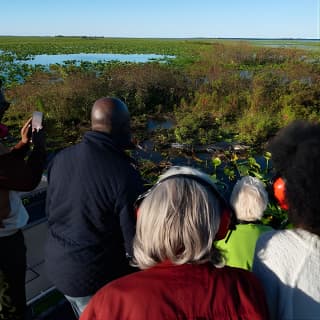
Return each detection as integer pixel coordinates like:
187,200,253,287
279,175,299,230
0,35,319,41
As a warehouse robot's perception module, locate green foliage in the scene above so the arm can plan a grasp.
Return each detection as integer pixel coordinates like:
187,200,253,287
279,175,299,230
0,36,190,56
100,63,190,115
212,152,288,229
4,62,190,148
236,110,279,144
174,111,220,147
2,37,316,228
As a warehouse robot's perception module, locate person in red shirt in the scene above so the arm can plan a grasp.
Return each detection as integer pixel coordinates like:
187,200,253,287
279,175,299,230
0,118,46,320
80,166,269,320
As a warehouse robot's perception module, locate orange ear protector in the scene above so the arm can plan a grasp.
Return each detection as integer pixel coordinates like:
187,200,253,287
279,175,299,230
273,176,289,210
134,173,233,241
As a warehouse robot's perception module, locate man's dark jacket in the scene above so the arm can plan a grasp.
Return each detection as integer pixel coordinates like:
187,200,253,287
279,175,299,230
45,131,144,297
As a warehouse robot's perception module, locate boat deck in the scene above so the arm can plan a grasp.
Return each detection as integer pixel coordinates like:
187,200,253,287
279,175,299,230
20,177,76,319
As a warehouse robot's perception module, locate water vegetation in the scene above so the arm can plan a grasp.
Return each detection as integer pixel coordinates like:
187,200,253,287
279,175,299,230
1,36,319,227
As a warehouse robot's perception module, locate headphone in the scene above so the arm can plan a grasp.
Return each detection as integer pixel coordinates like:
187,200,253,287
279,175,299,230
272,176,289,210
134,173,234,241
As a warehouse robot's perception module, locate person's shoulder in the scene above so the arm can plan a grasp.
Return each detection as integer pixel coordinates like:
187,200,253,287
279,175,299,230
255,230,279,255
215,265,262,288
51,143,80,160
256,228,279,243
85,270,149,318
254,229,298,264
257,228,294,245
112,156,143,186
251,224,274,236
46,144,80,173
250,222,273,230
99,270,147,297
220,265,255,277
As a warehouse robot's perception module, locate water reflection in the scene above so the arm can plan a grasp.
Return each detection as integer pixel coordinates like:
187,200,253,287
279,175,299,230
147,119,175,132
17,53,173,66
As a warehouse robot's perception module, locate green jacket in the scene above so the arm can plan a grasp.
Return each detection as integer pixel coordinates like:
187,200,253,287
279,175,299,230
216,223,273,270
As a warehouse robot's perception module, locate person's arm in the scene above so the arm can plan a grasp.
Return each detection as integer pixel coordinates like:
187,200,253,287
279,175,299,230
117,168,145,257
0,189,10,227
0,119,46,191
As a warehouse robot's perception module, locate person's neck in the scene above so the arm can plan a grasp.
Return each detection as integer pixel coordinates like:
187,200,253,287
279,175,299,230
237,219,261,225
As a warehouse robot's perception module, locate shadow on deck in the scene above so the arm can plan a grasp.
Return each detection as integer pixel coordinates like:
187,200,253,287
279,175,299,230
21,177,76,319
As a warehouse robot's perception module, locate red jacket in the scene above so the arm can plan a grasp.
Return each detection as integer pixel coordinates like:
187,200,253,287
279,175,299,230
80,261,269,320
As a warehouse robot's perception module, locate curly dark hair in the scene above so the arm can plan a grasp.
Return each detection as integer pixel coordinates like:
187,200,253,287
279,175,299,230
267,120,320,235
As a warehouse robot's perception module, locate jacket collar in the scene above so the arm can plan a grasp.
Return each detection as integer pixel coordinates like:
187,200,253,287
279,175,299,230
152,260,211,269
83,131,123,152
84,130,134,150
83,131,138,165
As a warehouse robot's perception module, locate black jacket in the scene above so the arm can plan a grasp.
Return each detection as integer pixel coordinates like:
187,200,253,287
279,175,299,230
45,131,144,296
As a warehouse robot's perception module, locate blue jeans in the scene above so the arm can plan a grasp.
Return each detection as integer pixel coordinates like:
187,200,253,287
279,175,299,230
64,294,92,318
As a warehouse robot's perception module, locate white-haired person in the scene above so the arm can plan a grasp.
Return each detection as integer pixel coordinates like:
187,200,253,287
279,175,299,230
80,166,269,320
216,176,273,270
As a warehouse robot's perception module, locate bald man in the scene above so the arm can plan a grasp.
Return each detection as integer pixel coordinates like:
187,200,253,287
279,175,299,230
45,97,144,317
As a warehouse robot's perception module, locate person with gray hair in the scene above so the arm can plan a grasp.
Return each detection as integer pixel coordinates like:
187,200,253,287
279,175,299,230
216,175,273,270
80,166,269,320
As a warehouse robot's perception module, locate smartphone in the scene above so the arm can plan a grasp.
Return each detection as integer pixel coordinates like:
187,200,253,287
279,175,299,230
32,111,43,131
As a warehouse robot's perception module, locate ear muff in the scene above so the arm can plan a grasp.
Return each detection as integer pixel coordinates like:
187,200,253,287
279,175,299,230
134,173,233,241
134,187,153,218
273,177,289,210
215,207,232,240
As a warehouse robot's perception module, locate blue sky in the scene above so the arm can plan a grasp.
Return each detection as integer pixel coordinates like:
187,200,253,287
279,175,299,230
1,0,319,38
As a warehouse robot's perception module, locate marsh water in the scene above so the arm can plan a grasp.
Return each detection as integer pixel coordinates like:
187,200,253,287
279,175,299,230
18,53,173,66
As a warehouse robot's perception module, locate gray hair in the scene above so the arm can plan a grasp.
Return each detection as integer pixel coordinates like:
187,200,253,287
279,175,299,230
132,166,224,269
230,176,268,221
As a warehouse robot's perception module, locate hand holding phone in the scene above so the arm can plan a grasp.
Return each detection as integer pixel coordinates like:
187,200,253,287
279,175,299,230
32,111,43,131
